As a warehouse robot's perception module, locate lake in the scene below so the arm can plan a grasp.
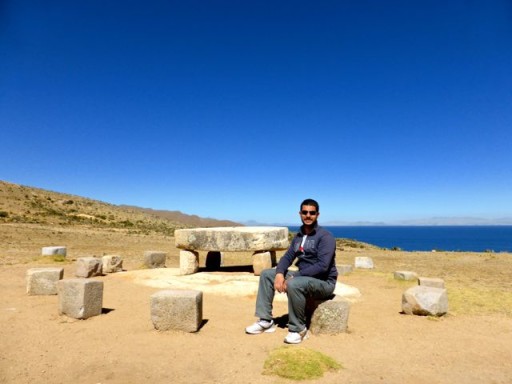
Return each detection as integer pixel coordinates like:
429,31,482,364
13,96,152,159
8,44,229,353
287,225,512,252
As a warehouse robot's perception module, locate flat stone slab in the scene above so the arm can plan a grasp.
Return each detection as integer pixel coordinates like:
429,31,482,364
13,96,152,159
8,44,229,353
174,227,289,251
115,269,362,302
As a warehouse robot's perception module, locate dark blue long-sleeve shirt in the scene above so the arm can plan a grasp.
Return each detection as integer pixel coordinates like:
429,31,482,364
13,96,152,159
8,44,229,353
276,223,338,284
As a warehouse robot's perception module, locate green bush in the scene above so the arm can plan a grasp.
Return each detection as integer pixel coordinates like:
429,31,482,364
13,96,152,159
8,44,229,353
263,346,342,380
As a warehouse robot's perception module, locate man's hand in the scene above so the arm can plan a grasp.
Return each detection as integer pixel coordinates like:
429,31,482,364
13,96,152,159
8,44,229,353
274,273,286,293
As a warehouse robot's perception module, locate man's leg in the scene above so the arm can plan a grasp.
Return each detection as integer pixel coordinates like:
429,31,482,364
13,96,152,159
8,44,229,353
254,268,277,320
286,277,335,332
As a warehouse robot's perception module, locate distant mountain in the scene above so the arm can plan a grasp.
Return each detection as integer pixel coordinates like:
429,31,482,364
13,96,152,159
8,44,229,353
119,205,240,228
391,216,512,226
245,217,512,227
323,217,512,226
0,180,240,235
323,221,388,226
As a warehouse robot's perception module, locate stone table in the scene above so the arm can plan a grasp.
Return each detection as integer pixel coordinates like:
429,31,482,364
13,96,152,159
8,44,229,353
174,226,289,275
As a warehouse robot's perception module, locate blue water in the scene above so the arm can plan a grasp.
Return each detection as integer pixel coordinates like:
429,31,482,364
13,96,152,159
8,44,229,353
287,226,512,252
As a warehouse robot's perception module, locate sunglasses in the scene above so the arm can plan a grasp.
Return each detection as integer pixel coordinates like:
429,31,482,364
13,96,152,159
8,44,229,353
301,210,317,216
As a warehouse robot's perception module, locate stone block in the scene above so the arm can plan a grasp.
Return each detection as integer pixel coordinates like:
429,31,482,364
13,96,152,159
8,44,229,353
151,290,202,332
252,251,276,276
394,271,418,281
180,250,199,275
355,256,374,269
41,246,67,257
76,257,103,278
309,296,351,334
402,286,448,316
337,264,353,275
26,268,64,295
58,279,103,319
418,277,445,288
144,251,167,269
102,255,123,273
174,226,289,251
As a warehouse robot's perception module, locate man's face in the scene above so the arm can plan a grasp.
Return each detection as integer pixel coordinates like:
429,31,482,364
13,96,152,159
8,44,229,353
299,204,319,226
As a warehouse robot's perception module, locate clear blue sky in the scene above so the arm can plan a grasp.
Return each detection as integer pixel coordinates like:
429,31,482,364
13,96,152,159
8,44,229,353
2,1,512,225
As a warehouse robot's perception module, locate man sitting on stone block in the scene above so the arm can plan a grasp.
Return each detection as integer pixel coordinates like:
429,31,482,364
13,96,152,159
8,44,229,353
245,198,338,344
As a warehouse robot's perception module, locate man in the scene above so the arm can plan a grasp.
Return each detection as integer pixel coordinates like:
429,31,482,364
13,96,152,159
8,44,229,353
245,198,338,344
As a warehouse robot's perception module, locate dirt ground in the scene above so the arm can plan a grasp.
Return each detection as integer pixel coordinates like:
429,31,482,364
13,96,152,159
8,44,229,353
1,223,512,384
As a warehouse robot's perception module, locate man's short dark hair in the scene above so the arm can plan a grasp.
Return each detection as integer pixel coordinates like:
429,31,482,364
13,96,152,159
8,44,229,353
300,198,319,212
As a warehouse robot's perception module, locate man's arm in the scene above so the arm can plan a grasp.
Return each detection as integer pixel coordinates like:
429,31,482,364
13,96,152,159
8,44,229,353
274,273,286,293
275,236,298,275
274,236,299,292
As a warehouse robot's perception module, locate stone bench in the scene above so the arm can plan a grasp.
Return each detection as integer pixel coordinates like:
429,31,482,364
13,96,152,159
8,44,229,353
174,227,289,275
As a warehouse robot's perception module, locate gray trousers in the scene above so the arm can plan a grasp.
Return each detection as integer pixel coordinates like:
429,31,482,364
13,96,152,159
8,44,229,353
255,268,336,332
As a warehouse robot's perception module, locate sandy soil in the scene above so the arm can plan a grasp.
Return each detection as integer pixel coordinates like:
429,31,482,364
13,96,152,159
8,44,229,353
1,223,512,384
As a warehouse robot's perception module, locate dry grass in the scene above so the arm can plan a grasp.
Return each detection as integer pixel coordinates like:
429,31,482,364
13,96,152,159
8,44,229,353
0,180,238,236
341,248,512,317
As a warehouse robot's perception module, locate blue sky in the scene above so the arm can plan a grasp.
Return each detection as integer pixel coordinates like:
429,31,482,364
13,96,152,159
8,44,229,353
2,1,512,225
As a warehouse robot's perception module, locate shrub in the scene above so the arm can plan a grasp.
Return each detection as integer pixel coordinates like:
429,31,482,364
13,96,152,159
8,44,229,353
0,211,8,218
263,346,342,380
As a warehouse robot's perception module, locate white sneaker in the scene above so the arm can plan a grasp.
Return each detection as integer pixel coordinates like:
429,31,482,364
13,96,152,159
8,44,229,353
284,328,309,344
245,319,276,334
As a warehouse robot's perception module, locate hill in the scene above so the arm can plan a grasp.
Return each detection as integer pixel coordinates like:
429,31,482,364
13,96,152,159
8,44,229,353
0,180,240,235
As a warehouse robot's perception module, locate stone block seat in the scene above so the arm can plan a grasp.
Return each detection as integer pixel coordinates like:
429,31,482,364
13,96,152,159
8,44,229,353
150,289,203,332
58,279,104,319
306,295,351,335
174,227,289,275
26,267,64,295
